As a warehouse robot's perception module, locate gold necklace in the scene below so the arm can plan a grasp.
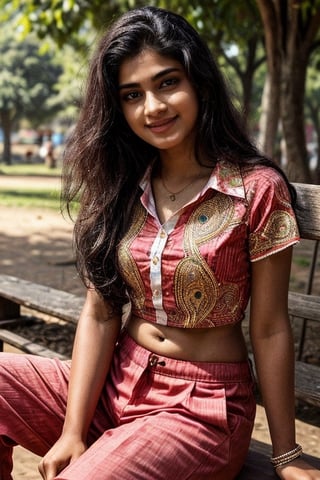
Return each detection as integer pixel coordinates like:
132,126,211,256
161,175,196,201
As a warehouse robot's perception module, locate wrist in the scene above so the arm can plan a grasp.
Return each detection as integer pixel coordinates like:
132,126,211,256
62,421,88,442
270,444,303,469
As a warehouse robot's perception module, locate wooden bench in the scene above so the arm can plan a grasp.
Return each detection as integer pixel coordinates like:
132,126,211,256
237,439,320,479
0,276,83,359
0,182,320,477
238,182,320,476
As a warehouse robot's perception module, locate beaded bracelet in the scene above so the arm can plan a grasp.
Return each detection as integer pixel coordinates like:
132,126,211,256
270,444,303,468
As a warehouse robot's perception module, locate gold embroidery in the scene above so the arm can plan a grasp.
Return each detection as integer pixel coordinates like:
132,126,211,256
174,194,240,327
184,194,234,249
174,255,219,327
117,203,147,310
250,210,298,258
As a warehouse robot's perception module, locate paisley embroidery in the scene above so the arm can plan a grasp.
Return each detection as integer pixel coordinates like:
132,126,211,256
250,210,298,258
116,161,299,328
174,194,240,327
183,194,234,250
174,255,219,327
117,203,147,310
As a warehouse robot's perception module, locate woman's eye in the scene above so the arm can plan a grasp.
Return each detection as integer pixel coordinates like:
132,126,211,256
123,91,141,101
161,78,179,88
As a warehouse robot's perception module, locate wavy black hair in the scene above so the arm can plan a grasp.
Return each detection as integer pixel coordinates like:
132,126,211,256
62,6,294,309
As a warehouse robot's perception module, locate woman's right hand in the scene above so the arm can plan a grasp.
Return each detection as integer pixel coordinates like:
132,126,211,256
38,433,87,480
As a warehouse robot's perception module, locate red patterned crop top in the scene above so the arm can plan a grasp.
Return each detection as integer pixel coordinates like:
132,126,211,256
117,160,299,328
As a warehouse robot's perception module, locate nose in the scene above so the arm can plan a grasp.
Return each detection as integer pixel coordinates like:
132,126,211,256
144,91,167,115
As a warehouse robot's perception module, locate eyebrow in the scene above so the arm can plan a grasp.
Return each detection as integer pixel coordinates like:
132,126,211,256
118,67,181,90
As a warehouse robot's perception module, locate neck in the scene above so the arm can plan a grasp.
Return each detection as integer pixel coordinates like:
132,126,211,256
158,152,200,179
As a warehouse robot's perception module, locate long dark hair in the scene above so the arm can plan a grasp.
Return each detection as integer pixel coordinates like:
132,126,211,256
62,6,293,309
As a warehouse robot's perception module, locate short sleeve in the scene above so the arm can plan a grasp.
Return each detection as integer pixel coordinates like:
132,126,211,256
246,167,300,262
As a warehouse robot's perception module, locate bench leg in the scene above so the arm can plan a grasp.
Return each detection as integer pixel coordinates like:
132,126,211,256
0,298,20,322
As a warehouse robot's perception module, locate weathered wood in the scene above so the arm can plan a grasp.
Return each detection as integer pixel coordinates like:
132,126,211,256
0,274,83,324
288,292,320,323
295,361,320,407
249,353,320,408
238,439,320,479
293,183,320,241
0,329,67,360
237,440,275,479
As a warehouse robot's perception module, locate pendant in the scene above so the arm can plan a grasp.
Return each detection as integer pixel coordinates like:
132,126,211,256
169,194,176,201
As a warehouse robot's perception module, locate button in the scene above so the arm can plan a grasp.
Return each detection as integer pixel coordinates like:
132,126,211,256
152,256,159,265
149,354,166,367
160,230,166,238
153,289,160,298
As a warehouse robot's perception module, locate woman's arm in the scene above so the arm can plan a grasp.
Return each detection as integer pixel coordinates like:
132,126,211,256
250,247,320,479
38,288,122,479
63,288,121,439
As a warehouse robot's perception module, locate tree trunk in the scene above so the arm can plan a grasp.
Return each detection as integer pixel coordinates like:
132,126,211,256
258,71,281,159
280,56,311,182
256,0,320,182
313,126,320,185
0,111,12,165
241,36,260,125
256,0,281,159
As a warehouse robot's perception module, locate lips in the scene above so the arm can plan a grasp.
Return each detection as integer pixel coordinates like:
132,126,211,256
146,116,177,132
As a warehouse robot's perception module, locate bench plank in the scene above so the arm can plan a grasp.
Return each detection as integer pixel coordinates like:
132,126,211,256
237,439,320,479
288,292,320,323
0,274,83,324
237,440,275,479
294,183,320,240
295,361,320,407
0,329,67,360
248,354,320,408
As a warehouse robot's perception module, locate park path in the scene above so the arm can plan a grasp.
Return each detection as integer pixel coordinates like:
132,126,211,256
0,174,61,189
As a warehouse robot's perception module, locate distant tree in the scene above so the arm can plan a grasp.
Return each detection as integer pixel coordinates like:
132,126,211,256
256,0,320,182
7,0,320,182
0,30,62,164
305,62,320,183
191,0,265,127
1,0,265,128
0,0,123,48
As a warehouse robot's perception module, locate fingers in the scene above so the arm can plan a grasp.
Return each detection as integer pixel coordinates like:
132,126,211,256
38,458,68,480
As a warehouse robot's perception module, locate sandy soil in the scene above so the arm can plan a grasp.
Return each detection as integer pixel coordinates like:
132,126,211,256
0,175,319,478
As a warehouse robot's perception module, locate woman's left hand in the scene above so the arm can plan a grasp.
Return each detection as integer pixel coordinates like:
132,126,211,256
276,458,320,479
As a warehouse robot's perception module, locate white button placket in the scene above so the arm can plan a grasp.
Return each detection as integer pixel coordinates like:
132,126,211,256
149,216,178,325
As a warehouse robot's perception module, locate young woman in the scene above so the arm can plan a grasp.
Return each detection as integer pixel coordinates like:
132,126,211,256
0,6,319,480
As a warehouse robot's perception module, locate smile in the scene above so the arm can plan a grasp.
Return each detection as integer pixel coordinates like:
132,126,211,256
146,116,177,132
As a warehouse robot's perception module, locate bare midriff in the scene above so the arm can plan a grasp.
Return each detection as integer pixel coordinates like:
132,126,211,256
126,315,248,362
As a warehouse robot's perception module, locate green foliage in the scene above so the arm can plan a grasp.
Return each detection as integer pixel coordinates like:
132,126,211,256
0,163,62,176
0,0,125,48
0,0,266,127
293,256,311,268
0,0,261,50
0,187,61,209
0,28,62,125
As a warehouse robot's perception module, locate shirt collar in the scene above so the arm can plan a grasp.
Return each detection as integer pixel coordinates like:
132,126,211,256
140,159,246,200
205,160,245,199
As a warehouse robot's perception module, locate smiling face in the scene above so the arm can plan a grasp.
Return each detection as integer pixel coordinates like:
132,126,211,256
118,49,199,156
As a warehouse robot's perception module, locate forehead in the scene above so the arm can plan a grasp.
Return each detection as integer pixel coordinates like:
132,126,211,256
118,49,183,85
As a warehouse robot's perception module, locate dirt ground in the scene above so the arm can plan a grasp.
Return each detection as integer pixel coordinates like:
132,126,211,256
0,175,319,479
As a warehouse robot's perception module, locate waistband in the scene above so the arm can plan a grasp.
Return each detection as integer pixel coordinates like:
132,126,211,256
118,330,253,383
